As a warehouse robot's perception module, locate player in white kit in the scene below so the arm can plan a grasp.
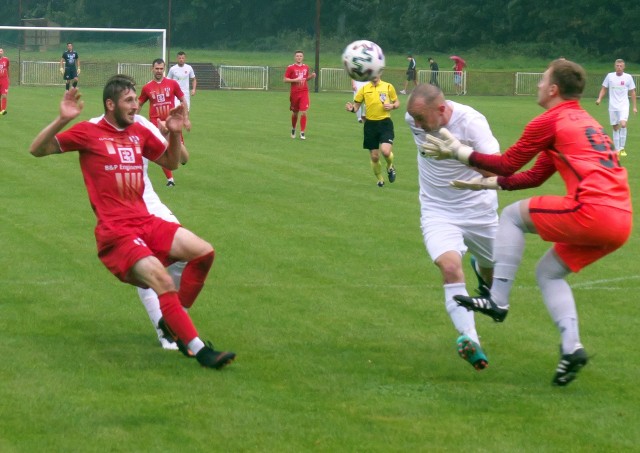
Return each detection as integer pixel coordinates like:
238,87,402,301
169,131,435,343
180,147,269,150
405,84,500,370
167,51,197,110
596,59,637,156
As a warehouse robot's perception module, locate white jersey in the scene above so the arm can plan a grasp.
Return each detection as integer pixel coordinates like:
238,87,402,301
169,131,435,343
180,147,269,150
405,101,499,220
167,63,196,109
602,72,636,111
129,114,180,224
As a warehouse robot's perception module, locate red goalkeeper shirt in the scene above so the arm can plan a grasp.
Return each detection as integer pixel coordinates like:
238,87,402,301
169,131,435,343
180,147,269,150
470,100,631,212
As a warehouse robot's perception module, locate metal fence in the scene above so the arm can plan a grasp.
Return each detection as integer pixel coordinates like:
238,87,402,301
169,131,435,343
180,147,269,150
16,61,640,98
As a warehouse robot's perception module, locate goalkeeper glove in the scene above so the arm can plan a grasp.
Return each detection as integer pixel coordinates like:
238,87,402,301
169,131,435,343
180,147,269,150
450,176,501,191
59,67,64,75
421,128,473,164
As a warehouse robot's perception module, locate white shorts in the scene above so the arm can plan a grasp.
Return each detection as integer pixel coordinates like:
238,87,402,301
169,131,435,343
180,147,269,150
609,109,629,125
420,213,498,267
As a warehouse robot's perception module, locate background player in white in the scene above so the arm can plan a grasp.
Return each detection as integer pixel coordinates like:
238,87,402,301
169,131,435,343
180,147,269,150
139,141,189,349
596,59,637,156
351,79,367,123
405,83,500,370
167,51,197,110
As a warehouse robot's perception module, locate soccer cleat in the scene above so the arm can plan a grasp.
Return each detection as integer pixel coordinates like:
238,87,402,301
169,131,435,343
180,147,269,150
399,90,406,94
157,318,195,358
291,128,296,139
470,255,491,297
454,294,508,322
196,341,236,369
553,347,588,386
619,148,627,157
456,335,488,370
300,132,306,140
0,110,6,115
166,180,175,187
377,180,384,188
387,166,396,183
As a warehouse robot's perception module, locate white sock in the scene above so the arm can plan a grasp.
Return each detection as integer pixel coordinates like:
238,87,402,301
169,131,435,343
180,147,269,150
536,249,582,354
188,337,206,355
444,283,479,343
613,129,621,150
491,203,528,308
620,127,627,148
137,287,163,339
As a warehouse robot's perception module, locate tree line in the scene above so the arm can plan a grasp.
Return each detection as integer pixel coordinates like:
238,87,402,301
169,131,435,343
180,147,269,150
2,0,639,62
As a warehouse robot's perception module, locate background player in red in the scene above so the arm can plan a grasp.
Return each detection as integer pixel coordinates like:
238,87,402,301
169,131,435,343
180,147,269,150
138,58,191,187
422,59,632,386
0,48,9,115
284,50,316,140
29,75,235,370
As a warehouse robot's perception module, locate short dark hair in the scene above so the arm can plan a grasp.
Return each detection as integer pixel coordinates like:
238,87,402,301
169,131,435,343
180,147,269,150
177,51,186,56
103,74,136,110
548,59,586,100
152,58,165,66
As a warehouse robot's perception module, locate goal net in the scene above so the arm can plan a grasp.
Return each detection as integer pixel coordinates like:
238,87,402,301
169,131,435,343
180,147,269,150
0,26,165,87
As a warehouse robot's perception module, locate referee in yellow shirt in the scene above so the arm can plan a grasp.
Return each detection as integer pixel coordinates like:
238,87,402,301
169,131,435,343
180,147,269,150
346,76,400,187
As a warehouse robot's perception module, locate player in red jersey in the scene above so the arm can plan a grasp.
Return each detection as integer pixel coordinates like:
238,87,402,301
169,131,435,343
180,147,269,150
0,48,9,115
284,50,316,140
138,58,191,187
422,59,632,386
29,75,235,370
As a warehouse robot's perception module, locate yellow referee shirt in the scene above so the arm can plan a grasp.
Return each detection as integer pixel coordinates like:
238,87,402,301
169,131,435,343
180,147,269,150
354,80,398,121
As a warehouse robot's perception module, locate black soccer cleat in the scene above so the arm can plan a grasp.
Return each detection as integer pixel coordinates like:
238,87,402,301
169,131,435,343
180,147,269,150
469,256,491,297
196,342,236,370
553,347,588,386
454,294,509,322
157,317,195,358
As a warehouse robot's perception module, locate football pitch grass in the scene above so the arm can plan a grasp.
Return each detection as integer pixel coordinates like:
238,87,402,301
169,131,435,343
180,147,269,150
1,85,639,452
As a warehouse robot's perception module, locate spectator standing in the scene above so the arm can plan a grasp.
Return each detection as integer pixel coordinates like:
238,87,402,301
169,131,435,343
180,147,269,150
400,54,417,94
428,57,439,87
0,48,9,115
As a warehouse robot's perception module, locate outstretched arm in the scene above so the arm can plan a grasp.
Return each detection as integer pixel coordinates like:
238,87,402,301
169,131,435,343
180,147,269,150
30,88,83,157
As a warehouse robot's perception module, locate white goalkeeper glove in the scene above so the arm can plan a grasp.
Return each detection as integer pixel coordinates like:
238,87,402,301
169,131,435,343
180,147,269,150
450,176,501,191
59,67,64,75
421,128,473,164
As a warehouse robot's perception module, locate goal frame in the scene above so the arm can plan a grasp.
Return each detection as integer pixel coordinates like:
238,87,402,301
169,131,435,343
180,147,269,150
0,26,166,62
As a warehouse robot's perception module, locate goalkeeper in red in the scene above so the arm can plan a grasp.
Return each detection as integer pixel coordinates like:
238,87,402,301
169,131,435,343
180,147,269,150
422,59,632,386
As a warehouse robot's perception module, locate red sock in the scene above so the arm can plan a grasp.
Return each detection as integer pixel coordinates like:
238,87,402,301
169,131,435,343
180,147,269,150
291,113,298,129
300,115,307,132
158,291,198,343
178,251,214,308
0,98,6,111
163,168,173,179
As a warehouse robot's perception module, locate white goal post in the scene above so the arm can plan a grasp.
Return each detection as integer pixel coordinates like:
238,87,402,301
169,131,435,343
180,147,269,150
0,26,166,87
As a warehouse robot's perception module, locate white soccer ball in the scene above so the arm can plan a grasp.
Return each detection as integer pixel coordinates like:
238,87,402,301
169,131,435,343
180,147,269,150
342,40,385,82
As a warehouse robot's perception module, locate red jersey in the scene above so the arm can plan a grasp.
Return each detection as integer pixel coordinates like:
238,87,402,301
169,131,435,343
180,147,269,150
285,63,311,94
0,57,9,79
138,77,184,122
471,100,631,211
55,115,168,224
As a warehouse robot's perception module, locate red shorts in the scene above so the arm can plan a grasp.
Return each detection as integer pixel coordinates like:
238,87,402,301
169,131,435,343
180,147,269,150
529,195,632,272
0,79,8,95
95,215,181,283
289,91,310,112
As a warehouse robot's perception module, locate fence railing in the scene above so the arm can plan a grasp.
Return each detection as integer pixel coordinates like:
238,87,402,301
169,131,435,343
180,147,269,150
17,61,639,98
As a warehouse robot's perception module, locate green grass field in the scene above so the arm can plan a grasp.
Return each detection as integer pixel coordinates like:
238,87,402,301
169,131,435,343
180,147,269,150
1,85,639,452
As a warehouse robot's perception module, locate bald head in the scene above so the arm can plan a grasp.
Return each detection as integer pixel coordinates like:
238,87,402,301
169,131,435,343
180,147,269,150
407,84,451,132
